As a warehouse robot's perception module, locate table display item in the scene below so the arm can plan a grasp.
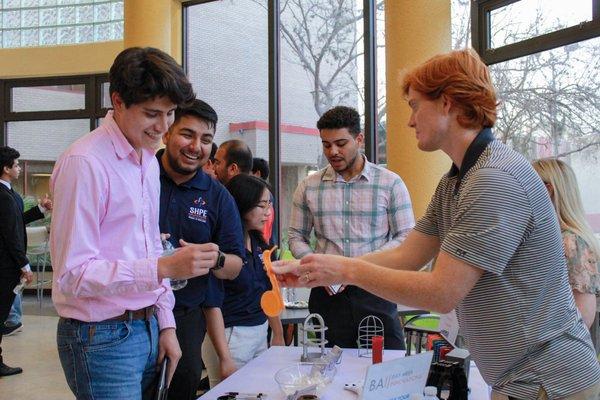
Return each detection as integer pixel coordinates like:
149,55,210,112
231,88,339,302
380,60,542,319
371,335,383,364
161,238,187,290
445,348,471,382
261,246,285,317
357,315,384,358
343,382,362,396
216,392,267,399
285,300,309,309
426,359,469,400
274,362,336,397
404,325,441,356
300,313,328,362
423,386,439,400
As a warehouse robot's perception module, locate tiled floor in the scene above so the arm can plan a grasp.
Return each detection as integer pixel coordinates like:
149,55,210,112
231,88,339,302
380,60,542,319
0,295,72,399
0,294,211,400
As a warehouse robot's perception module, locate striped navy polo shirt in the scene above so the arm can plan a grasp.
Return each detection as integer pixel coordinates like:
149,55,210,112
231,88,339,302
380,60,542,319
415,128,600,399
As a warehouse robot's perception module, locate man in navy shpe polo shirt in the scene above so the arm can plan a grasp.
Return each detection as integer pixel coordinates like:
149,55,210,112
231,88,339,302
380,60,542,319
157,99,245,400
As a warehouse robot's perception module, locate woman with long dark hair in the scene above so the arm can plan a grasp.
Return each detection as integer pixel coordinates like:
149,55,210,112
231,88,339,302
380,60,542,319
201,174,284,387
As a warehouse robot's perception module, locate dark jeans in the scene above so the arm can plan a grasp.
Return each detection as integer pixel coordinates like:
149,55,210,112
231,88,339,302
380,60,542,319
309,285,405,350
56,315,159,400
168,306,207,400
0,275,19,363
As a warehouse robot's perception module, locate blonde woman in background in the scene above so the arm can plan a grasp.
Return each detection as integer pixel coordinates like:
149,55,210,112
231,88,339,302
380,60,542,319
533,158,600,328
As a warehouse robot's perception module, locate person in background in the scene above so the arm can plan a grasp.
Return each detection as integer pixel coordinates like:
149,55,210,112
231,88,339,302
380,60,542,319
201,174,284,387
274,49,600,400
1,164,53,338
157,99,245,400
50,47,218,400
200,138,256,389
251,157,276,245
202,142,218,180
532,158,600,328
0,146,51,376
287,106,413,350
212,139,253,185
251,157,269,180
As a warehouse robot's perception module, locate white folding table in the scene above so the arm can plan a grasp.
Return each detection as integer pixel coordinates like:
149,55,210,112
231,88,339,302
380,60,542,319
198,346,489,399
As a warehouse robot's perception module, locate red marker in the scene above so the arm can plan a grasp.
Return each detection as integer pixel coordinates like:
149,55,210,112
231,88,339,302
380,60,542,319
372,335,383,364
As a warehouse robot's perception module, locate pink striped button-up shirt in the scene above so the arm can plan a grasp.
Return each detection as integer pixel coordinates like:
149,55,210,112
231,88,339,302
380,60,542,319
50,111,175,329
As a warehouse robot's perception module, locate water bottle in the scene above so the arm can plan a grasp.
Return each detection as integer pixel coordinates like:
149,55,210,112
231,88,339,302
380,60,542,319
13,277,27,295
161,238,188,291
423,386,439,400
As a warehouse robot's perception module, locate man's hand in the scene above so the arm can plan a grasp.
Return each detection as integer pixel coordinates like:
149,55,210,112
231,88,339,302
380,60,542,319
272,254,350,289
157,240,219,280
21,270,34,285
39,193,53,211
271,260,303,287
219,357,237,380
158,328,181,385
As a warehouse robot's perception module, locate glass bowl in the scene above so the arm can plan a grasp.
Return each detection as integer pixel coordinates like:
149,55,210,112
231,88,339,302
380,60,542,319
274,362,337,396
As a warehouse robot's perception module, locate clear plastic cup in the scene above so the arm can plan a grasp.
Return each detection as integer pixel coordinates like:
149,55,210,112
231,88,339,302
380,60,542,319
161,239,188,291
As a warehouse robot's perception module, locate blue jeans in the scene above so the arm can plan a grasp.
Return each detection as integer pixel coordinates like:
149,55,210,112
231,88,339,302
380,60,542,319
57,315,159,400
5,293,22,326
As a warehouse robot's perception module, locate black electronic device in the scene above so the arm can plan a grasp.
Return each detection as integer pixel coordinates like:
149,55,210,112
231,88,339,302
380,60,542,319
426,360,469,400
155,357,169,400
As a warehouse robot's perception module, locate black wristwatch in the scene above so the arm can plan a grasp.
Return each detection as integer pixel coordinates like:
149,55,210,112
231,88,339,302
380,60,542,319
212,250,226,270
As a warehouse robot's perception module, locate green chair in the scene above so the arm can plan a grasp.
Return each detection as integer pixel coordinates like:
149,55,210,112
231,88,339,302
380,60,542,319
404,313,440,331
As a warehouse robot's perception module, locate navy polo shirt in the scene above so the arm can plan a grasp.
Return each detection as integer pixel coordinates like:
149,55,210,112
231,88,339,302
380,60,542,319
222,235,272,328
157,149,245,309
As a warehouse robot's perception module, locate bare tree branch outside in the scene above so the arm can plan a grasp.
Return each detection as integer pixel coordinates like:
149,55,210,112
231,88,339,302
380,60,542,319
251,0,599,164
452,0,600,161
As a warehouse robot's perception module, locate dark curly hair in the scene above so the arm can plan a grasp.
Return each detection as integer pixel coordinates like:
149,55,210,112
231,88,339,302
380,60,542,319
316,106,361,137
174,99,218,131
109,47,195,108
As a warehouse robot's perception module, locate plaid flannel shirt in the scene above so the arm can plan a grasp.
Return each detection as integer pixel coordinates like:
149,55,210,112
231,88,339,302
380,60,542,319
288,157,414,258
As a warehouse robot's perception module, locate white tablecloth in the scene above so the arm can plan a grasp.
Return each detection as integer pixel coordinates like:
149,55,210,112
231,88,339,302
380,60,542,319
199,346,490,399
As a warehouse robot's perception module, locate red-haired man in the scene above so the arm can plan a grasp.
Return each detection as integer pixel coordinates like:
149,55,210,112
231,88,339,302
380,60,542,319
274,49,600,400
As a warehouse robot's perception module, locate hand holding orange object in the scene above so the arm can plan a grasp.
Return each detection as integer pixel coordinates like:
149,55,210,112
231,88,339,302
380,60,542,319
261,246,285,317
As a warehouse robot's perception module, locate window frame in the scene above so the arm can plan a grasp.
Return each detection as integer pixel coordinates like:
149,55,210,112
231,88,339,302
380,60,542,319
0,74,109,146
472,0,600,65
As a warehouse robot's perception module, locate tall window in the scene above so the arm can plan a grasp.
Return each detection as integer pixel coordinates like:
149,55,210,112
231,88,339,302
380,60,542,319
184,0,381,251
462,0,600,233
279,0,366,249
0,0,123,48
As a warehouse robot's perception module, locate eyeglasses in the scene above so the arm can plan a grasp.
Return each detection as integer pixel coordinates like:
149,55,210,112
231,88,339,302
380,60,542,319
255,200,272,210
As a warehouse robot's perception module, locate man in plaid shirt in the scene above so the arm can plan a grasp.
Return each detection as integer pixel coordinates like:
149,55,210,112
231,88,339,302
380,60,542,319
288,106,414,349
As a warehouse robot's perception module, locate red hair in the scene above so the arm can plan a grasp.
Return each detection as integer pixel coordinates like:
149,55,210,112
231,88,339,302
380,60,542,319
402,49,498,129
